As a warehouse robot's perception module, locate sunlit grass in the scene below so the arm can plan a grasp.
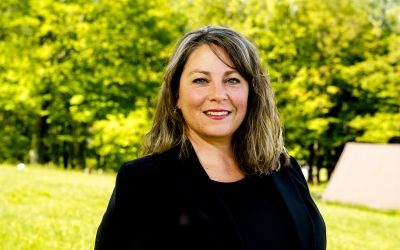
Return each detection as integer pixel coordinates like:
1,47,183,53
0,164,115,250
1,165,399,249
310,183,400,250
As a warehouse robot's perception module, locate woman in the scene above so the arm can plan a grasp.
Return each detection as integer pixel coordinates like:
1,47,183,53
95,25,326,250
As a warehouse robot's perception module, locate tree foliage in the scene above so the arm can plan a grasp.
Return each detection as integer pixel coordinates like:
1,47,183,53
1,0,399,175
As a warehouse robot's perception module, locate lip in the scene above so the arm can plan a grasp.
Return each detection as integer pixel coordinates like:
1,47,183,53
203,109,231,120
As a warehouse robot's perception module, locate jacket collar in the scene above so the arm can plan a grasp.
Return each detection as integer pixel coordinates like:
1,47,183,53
270,167,316,250
171,143,244,249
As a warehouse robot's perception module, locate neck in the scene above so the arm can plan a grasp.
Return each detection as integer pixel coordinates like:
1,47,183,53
188,132,245,182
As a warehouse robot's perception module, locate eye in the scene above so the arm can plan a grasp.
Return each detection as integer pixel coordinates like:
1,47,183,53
226,78,241,85
193,78,208,84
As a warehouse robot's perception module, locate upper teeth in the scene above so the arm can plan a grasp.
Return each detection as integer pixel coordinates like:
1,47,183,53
206,111,228,116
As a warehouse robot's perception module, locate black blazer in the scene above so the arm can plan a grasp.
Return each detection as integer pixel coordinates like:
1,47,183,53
95,145,326,250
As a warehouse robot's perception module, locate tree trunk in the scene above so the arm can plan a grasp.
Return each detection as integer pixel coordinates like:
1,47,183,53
37,101,50,164
76,140,86,169
63,141,69,169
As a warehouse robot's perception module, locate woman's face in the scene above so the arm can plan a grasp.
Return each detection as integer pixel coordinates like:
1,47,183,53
177,44,249,143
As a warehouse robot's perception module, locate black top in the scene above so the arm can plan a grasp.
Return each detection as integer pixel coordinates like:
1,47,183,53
211,175,298,250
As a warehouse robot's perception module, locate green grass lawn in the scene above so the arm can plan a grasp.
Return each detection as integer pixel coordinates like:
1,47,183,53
1,165,399,249
0,165,115,250
309,184,400,250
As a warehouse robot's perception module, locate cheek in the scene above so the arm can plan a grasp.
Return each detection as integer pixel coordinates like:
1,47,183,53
179,88,205,110
234,91,249,114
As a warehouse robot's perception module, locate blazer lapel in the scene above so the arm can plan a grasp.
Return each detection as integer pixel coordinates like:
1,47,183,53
172,145,244,249
270,169,316,250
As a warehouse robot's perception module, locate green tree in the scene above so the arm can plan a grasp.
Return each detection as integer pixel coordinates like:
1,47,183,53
0,0,185,168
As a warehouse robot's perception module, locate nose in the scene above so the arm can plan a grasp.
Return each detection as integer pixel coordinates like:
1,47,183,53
209,81,228,102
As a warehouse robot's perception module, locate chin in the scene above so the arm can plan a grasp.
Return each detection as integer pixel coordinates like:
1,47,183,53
202,131,233,140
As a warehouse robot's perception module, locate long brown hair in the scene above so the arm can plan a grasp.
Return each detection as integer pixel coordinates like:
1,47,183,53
143,25,290,174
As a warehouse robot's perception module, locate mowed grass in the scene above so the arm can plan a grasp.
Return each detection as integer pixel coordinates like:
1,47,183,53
309,184,400,250
1,165,400,250
0,165,115,250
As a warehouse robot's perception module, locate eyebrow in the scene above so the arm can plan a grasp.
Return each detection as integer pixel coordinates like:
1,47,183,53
188,70,239,76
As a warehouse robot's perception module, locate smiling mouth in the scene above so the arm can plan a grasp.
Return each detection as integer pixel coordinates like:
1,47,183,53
205,111,230,116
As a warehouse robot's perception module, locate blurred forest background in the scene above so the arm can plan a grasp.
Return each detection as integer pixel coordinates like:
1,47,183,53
1,0,399,179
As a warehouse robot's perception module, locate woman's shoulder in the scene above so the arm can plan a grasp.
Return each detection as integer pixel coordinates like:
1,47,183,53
277,156,303,175
117,147,179,177
274,156,309,190
120,154,156,169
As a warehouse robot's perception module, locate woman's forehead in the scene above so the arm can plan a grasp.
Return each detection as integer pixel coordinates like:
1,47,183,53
185,44,236,70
